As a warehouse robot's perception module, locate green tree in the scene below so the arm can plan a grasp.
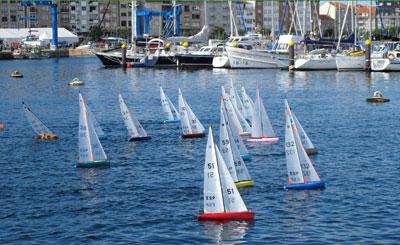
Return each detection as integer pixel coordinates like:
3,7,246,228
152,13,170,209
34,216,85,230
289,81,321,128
89,26,103,42
209,26,228,40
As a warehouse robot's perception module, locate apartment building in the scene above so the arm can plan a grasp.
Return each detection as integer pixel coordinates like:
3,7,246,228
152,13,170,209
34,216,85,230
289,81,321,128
0,0,52,29
376,1,400,30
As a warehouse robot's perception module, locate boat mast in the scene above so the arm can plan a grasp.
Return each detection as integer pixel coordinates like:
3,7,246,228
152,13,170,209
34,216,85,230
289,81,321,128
131,0,137,51
369,0,372,40
336,1,351,50
173,0,177,35
271,1,275,40
303,0,306,35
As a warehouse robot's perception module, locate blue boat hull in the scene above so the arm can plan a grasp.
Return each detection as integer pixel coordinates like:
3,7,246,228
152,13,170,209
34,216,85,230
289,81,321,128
284,181,325,190
163,119,180,124
76,160,110,168
241,153,252,161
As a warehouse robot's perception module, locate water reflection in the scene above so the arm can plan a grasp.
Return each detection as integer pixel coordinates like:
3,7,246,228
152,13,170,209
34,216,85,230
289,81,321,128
200,220,253,244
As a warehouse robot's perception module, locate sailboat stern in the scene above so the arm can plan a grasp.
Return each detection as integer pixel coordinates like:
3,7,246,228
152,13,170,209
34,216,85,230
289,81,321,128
163,119,180,124
305,148,318,155
128,136,152,141
247,136,279,143
284,181,325,190
76,160,110,168
241,153,252,161
198,211,254,221
35,134,59,140
235,180,255,189
181,132,206,139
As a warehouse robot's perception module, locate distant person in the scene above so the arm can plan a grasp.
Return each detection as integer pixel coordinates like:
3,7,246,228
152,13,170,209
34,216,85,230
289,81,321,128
383,44,388,58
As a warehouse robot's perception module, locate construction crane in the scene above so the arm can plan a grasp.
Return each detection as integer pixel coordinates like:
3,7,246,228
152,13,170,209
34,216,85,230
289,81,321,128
20,0,58,49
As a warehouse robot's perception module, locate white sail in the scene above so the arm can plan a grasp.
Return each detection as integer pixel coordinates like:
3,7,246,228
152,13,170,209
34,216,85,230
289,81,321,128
251,89,262,138
252,87,276,138
241,85,254,122
167,96,180,120
178,89,192,135
78,94,108,164
229,79,245,117
178,89,204,135
221,104,251,182
222,87,246,135
86,105,105,138
22,102,54,136
222,98,250,156
293,123,321,183
119,94,148,139
231,98,252,133
216,145,248,213
203,127,225,214
292,111,315,151
219,104,238,182
160,87,174,121
284,101,304,184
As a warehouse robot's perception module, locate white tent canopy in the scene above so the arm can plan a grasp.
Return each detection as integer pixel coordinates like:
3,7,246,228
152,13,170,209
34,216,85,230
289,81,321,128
0,28,79,46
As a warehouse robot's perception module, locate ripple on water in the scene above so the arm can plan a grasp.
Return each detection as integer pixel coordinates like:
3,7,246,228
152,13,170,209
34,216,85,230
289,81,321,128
0,59,400,243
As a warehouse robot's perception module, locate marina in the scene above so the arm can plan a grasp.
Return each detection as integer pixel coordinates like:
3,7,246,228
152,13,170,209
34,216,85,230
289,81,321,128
2,0,400,243
0,57,400,243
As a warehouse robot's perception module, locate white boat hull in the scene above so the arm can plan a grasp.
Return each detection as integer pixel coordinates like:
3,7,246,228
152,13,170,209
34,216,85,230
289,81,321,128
336,55,365,71
212,55,230,68
226,46,286,69
295,57,337,70
371,58,400,71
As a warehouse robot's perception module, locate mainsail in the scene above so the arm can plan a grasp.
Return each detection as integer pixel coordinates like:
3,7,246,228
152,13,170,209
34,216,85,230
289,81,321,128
119,94,149,140
78,93,108,165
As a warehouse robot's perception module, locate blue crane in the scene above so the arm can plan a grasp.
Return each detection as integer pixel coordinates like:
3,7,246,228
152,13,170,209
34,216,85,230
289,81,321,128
20,0,58,49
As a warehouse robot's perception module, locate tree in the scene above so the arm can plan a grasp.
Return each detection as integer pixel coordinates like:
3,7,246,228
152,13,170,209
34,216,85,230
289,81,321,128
89,26,103,42
209,26,228,40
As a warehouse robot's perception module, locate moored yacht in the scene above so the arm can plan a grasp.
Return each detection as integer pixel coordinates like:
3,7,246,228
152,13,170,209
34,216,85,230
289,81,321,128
295,49,337,70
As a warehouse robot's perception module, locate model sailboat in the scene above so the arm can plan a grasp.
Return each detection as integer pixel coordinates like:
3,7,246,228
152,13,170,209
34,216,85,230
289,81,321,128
119,94,151,141
178,89,205,138
284,99,324,190
77,93,109,168
219,101,254,188
198,127,254,221
160,87,180,124
247,86,278,143
22,101,58,140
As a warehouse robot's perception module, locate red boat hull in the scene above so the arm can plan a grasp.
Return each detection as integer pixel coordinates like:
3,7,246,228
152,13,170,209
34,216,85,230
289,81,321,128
198,212,254,221
181,133,206,139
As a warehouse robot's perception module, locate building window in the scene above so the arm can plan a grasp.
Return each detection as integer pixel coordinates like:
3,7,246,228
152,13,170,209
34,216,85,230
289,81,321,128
121,20,126,26
184,5,189,12
1,16,7,22
192,14,200,19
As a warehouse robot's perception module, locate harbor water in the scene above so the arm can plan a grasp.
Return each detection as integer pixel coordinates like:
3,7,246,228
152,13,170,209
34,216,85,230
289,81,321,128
1,57,399,243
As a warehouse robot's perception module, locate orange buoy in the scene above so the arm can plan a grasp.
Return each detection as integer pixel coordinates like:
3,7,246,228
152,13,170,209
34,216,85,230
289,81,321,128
0,124,4,131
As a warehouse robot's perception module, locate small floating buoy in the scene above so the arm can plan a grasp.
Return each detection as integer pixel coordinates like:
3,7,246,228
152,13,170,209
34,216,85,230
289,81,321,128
10,71,23,78
366,91,390,103
68,78,84,86
0,123,4,131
